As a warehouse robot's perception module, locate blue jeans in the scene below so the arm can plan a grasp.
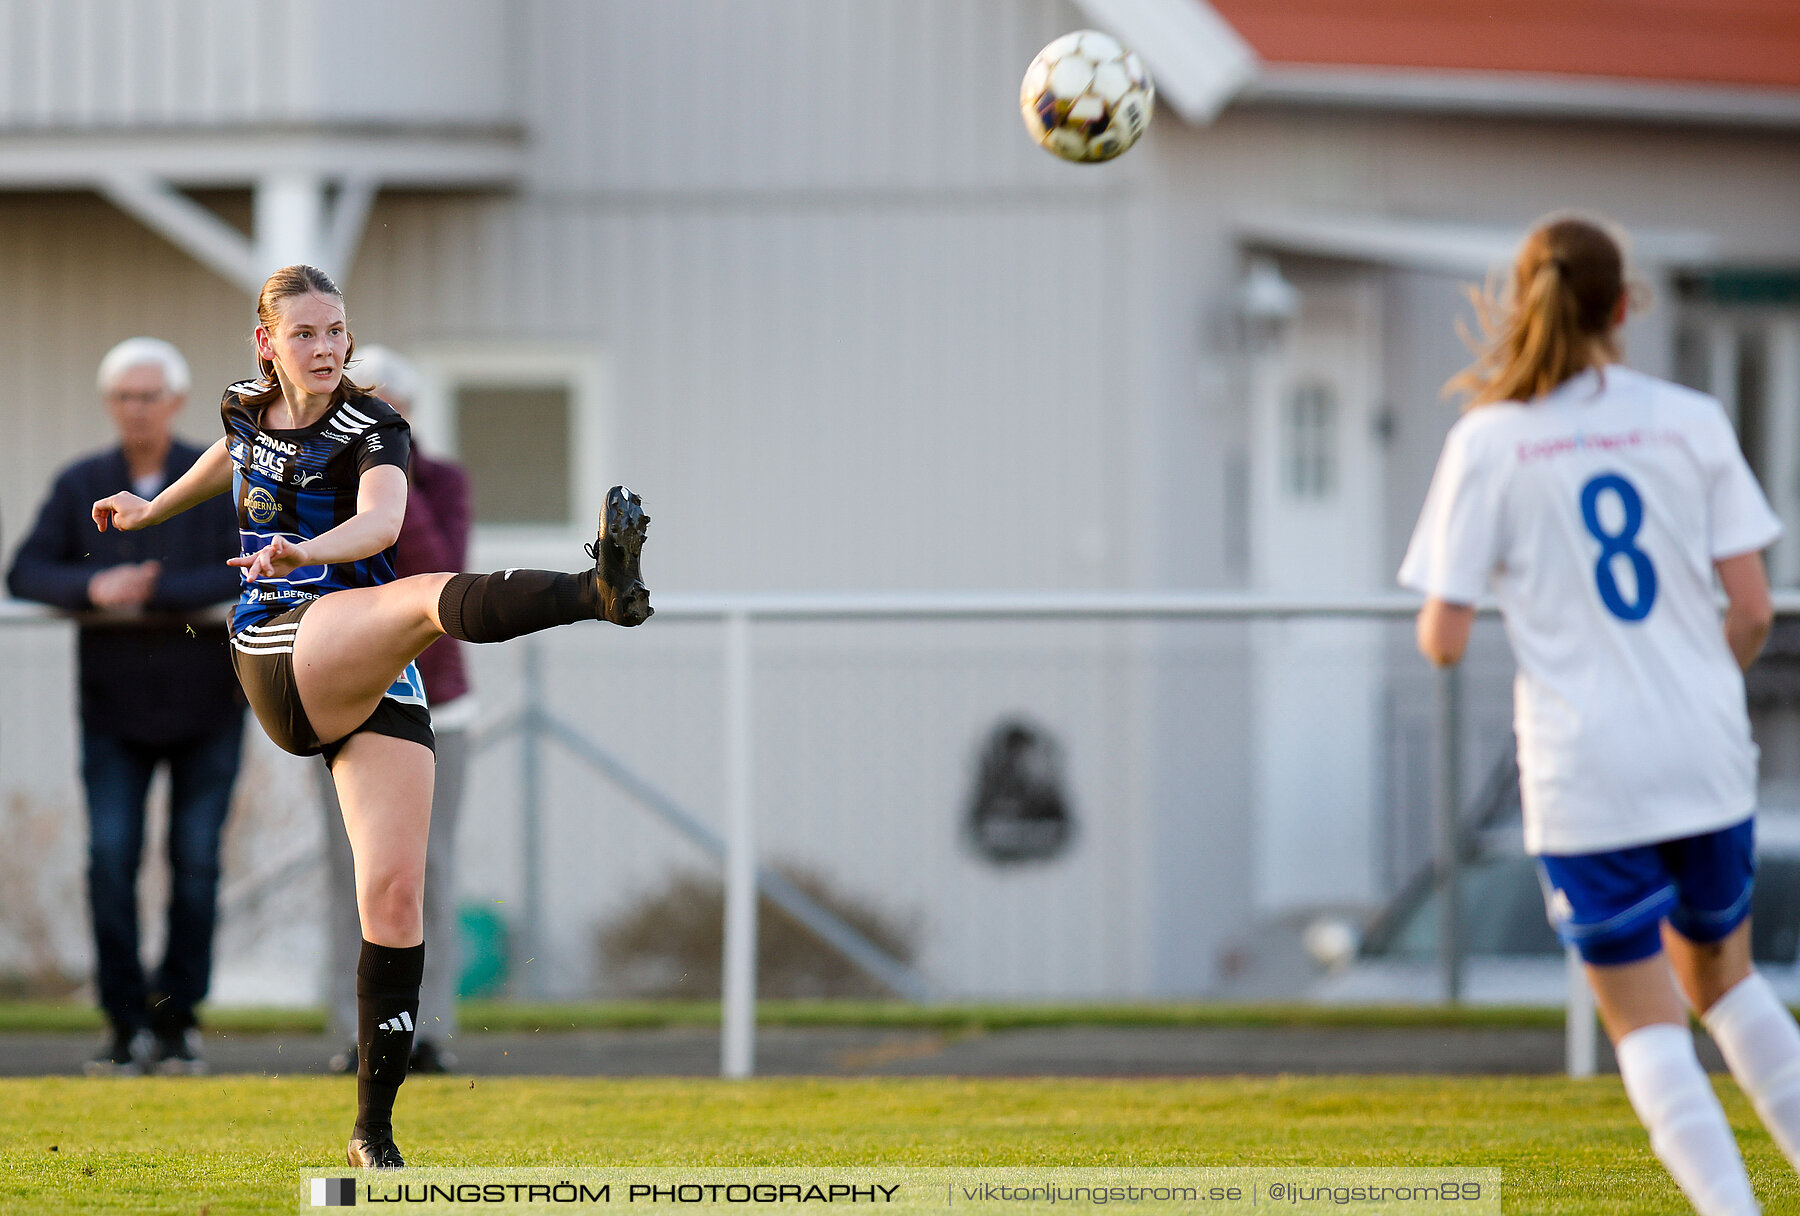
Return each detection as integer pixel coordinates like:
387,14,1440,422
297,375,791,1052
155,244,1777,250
81,718,245,1033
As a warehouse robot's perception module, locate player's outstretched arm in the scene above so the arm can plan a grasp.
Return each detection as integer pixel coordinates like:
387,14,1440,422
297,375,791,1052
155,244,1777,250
228,464,407,582
1416,597,1475,667
92,437,233,532
1717,550,1774,672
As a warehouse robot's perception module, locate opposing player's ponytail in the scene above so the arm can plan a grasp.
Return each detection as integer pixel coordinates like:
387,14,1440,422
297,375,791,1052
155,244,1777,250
241,263,366,407
1446,216,1629,408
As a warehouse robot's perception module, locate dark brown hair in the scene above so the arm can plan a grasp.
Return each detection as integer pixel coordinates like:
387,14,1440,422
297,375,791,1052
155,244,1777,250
1446,216,1628,408
240,264,365,408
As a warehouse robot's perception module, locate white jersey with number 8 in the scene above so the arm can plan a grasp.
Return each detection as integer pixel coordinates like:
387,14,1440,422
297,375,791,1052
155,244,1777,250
1399,365,1783,854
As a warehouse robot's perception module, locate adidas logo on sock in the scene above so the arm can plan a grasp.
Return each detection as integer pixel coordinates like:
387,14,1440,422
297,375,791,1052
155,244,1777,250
377,1012,414,1034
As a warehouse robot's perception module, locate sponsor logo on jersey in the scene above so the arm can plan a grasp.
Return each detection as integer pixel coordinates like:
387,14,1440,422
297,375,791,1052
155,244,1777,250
246,586,318,604
322,431,355,445
257,434,298,455
251,443,289,481
363,433,383,454
245,485,279,525
1515,427,1682,465
293,470,325,487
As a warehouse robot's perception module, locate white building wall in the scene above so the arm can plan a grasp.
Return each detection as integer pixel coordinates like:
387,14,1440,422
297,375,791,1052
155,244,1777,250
0,0,516,128
0,192,253,546
343,0,1171,998
0,0,1178,1002
519,0,1084,195
356,196,1138,592
6,1,1800,1001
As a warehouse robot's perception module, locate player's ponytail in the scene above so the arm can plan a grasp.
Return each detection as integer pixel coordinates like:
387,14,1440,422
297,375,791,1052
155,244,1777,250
242,263,367,407
1445,216,1629,408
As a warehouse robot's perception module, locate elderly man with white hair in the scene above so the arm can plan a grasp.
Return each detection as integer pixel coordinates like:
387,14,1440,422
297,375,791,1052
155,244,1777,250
7,337,245,1075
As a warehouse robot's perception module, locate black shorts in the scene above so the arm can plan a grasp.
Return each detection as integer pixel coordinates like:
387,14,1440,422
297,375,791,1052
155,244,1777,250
230,601,435,766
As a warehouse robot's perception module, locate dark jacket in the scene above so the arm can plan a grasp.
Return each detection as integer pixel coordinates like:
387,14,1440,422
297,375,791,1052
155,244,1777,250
7,441,244,744
395,448,472,706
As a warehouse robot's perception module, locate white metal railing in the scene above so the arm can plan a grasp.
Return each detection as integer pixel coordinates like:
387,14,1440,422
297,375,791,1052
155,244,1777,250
22,587,1797,1077
646,590,1462,1078
658,588,1800,1080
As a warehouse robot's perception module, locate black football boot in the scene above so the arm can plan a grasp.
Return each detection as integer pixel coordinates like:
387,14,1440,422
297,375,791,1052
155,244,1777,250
586,485,652,626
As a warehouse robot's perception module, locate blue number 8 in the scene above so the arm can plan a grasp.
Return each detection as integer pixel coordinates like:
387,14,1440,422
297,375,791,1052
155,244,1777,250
1580,473,1657,621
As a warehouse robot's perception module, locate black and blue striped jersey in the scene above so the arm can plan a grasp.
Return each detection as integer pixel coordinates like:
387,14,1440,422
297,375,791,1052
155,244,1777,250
222,381,413,635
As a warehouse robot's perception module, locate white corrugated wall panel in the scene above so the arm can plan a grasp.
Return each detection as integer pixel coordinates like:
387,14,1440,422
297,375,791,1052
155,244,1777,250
0,0,515,129
0,0,289,127
0,0,1176,1001
523,0,1142,195
352,193,1135,593
336,0,1161,997
341,176,1161,997
0,193,253,544
308,0,519,126
441,619,1161,1001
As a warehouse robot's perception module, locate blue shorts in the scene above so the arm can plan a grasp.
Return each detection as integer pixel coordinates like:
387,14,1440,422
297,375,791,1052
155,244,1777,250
1536,818,1755,966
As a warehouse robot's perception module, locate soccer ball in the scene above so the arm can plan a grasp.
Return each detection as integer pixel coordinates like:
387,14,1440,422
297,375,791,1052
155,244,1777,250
1020,30,1154,163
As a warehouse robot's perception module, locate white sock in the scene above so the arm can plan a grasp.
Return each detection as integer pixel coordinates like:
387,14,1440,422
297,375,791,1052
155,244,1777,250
1704,970,1800,1172
1615,1022,1760,1216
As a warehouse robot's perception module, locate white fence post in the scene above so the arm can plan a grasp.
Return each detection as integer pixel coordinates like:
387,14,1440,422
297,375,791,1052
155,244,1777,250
721,610,758,1078
1565,945,1598,1078
1436,661,1463,1005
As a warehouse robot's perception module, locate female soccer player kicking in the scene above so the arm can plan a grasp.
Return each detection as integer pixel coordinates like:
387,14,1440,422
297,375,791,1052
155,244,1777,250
92,264,652,1169
1402,215,1800,1215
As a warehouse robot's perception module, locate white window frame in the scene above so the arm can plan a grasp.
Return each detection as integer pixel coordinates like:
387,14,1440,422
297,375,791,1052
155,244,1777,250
406,343,614,572
1282,379,1338,501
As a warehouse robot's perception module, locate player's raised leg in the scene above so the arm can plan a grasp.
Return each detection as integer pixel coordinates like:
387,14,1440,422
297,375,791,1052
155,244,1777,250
288,573,455,744
436,485,652,643
291,486,652,744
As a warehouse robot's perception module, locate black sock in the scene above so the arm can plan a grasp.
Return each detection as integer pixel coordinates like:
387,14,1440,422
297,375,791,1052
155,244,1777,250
437,570,599,643
354,940,424,1143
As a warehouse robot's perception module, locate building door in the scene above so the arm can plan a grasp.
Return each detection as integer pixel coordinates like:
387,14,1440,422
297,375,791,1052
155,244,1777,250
1248,274,1386,913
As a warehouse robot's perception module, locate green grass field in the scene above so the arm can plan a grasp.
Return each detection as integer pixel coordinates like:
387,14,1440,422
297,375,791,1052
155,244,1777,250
1,1073,1795,1214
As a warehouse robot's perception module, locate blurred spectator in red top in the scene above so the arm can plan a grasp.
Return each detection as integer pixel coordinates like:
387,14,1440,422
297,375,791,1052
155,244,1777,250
318,346,472,1074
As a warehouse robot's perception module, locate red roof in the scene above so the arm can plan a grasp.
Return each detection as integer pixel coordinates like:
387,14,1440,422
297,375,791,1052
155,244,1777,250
1208,0,1800,92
